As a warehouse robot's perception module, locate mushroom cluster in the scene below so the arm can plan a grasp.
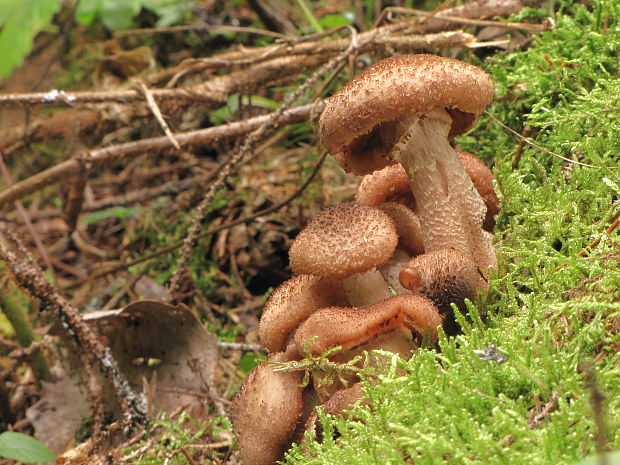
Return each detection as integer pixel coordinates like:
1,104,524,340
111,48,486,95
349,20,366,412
231,54,500,465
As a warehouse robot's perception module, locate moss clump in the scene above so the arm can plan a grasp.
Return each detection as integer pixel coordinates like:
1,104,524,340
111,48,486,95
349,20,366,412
285,1,620,464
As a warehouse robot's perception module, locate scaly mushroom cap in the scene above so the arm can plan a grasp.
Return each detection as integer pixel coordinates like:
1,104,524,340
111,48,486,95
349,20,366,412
289,203,397,279
399,248,488,317
457,151,500,230
355,163,414,209
378,202,425,256
231,349,304,465
318,54,494,175
294,294,442,356
259,275,348,353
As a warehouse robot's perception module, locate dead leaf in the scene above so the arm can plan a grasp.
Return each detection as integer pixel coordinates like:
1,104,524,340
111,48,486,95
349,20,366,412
26,367,89,455
85,300,218,417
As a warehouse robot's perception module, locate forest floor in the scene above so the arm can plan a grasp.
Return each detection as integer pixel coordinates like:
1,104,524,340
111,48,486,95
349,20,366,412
0,0,619,464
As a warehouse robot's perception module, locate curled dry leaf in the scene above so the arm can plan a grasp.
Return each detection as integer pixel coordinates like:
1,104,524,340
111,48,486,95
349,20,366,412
85,300,218,418
29,300,218,454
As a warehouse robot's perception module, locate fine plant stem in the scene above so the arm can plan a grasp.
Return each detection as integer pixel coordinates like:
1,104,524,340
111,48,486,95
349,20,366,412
295,0,324,33
0,276,51,381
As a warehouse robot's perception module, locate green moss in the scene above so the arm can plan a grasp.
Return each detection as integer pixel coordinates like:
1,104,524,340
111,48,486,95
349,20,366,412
285,1,620,464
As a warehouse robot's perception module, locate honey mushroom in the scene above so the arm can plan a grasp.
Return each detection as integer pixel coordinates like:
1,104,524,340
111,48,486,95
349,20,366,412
231,346,305,465
232,54,503,465
318,54,497,274
288,203,398,308
293,294,442,400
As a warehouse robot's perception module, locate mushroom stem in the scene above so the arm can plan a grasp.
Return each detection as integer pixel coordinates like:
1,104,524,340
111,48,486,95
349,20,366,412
390,108,497,273
342,269,393,307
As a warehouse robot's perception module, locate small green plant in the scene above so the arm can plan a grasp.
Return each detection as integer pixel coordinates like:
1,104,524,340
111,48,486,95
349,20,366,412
127,412,232,465
0,432,55,463
0,0,197,80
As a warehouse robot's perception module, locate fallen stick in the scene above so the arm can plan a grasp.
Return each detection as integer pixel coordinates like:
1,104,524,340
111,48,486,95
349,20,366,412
0,102,320,210
0,230,147,424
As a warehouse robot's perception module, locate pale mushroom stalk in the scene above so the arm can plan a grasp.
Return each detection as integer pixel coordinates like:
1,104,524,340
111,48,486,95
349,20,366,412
388,108,497,272
341,269,392,307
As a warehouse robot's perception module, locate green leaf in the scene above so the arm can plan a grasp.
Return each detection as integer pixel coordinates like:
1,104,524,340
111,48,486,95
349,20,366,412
83,206,143,224
318,13,354,29
0,432,55,463
99,0,142,30
0,0,63,79
74,0,104,25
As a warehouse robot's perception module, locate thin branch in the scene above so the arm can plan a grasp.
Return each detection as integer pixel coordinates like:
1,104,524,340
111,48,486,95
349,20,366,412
0,54,326,108
65,150,327,289
0,17,520,109
384,5,546,32
216,341,265,352
114,23,289,40
577,215,620,257
0,229,147,424
164,25,362,295
0,102,319,210
135,80,180,150
484,111,604,169
0,151,56,277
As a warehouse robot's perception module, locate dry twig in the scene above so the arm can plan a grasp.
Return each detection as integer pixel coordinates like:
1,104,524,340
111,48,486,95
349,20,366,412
578,215,620,257
0,229,147,424
65,150,327,288
0,103,318,209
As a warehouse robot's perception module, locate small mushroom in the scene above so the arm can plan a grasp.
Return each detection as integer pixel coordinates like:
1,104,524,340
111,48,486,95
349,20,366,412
302,382,368,445
318,54,496,274
399,248,488,332
378,202,425,256
355,163,414,209
295,294,442,356
294,294,441,400
259,274,348,353
231,346,305,465
289,203,397,307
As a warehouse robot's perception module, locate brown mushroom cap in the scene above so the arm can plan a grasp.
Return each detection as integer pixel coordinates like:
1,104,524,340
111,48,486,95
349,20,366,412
318,54,494,175
294,294,442,356
378,202,425,256
457,151,500,230
355,163,414,209
399,248,488,317
259,275,347,353
289,203,397,279
231,349,304,465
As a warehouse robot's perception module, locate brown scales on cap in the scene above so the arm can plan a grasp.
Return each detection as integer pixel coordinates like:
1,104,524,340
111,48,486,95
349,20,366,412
259,275,347,353
378,202,425,256
289,203,398,307
355,163,414,209
231,348,304,465
318,54,494,175
399,248,488,318
289,203,397,278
